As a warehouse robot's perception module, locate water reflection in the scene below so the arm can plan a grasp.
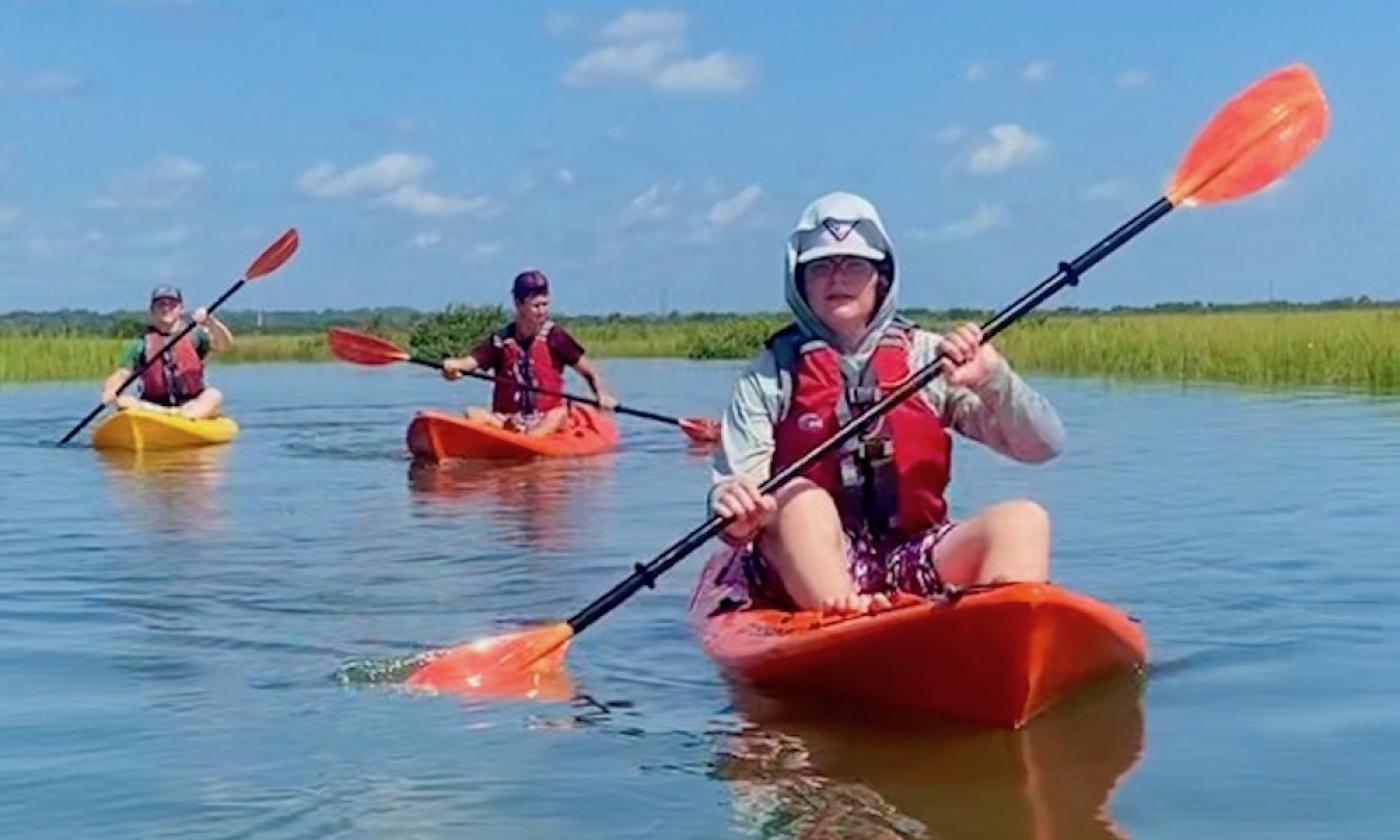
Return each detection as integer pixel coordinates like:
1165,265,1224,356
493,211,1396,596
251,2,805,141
714,676,1144,839
406,455,617,550
96,445,230,536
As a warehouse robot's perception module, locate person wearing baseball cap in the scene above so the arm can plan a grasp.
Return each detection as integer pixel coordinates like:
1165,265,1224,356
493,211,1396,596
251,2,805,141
440,269,618,437
98,283,235,419
690,190,1067,624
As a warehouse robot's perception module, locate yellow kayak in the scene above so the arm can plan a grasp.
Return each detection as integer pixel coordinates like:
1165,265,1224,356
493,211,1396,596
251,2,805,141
92,408,239,452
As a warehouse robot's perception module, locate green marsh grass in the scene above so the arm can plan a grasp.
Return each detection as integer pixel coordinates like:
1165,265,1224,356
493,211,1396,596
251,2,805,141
4,308,1400,394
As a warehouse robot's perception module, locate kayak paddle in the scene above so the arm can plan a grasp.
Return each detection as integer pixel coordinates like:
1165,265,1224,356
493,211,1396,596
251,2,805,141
388,64,1329,696
58,228,301,446
326,326,722,444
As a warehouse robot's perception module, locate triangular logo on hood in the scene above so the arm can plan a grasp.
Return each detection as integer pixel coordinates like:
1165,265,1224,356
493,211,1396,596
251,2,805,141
822,218,856,241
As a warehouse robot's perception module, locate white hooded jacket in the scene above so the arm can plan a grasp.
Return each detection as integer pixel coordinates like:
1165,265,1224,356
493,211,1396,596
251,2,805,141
711,191,1066,500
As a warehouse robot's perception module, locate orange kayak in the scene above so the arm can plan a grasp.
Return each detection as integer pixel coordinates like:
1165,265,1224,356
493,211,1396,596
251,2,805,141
405,404,619,461
700,583,1147,728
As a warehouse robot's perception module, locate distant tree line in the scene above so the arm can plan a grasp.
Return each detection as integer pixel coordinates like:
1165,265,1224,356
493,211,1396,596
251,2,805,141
2,296,1396,338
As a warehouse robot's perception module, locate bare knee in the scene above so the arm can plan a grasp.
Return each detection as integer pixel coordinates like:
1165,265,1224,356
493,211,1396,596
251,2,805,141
759,479,841,548
770,478,838,520
986,499,1051,541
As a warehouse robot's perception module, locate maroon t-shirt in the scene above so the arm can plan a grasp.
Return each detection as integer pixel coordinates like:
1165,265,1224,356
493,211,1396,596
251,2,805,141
470,323,585,372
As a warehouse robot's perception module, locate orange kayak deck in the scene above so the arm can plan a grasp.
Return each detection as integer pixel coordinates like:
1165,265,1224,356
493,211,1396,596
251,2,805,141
405,405,619,461
700,582,1147,729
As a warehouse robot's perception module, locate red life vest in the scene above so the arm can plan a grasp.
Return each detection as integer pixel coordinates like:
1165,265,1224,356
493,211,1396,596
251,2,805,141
769,320,952,536
491,321,565,415
139,327,206,406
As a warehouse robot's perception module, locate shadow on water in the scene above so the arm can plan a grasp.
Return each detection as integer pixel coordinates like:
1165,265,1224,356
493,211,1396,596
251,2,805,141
405,454,618,550
712,675,1145,839
96,445,231,536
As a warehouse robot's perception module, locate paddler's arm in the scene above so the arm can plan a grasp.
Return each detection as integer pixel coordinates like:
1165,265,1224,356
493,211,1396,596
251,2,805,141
442,334,496,381
915,330,1065,463
100,367,132,405
440,355,482,380
100,339,144,407
709,352,783,542
194,308,232,352
571,355,618,410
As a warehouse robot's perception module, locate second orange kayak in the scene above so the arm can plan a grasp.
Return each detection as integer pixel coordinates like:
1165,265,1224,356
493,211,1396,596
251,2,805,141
406,404,619,461
700,582,1147,728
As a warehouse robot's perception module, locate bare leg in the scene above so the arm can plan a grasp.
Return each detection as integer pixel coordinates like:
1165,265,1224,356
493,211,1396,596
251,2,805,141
525,406,570,438
757,478,891,615
933,499,1051,587
176,388,223,420
465,406,507,428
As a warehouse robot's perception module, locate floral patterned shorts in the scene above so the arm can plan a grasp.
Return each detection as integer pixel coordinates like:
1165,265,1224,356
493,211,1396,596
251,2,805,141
688,521,958,619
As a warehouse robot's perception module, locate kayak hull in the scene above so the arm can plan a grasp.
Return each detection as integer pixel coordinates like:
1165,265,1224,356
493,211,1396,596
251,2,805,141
92,409,239,452
405,405,619,461
701,583,1147,729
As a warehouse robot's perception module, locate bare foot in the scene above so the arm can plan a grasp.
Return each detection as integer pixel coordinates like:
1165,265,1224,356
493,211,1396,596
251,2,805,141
818,592,893,617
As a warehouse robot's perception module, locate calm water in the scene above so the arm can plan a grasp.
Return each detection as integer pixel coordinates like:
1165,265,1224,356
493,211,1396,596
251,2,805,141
2,360,1398,838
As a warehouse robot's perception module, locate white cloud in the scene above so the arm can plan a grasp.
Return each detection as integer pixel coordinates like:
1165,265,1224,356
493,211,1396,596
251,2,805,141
563,9,752,95
603,10,688,41
930,125,965,145
963,61,989,82
104,0,198,7
0,69,83,96
388,115,419,135
1116,69,1150,89
377,184,495,219
90,154,205,211
563,39,678,87
412,230,444,248
936,202,1007,240
705,184,762,228
543,10,576,36
616,182,678,227
469,242,503,262
26,227,107,257
0,205,21,229
131,225,194,249
605,125,629,142
556,167,576,186
297,152,496,219
651,51,751,94
512,170,540,195
18,71,84,96
1083,179,1127,201
962,124,1046,175
686,183,763,244
1022,61,1053,83
297,152,430,198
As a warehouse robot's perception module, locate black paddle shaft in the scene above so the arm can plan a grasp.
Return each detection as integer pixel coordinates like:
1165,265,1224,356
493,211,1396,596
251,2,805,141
408,355,688,427
566,196,1174,634
57,279,248,445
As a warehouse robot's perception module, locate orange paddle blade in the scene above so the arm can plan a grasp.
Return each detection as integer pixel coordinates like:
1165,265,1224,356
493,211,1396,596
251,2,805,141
1167,63,1329,207
404,622,575,700
327,326,410,366
246,228,300,279
679,417,721,444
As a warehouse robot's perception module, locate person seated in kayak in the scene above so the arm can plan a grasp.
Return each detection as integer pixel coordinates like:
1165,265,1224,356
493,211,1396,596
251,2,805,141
99,284,233,420
439,269,618,437
695,191,1065,618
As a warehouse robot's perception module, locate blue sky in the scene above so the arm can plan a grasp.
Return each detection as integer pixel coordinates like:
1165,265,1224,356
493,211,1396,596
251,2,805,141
0,1,1394,315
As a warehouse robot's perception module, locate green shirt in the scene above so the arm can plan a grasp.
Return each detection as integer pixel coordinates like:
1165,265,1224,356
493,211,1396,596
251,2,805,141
120,328,211,370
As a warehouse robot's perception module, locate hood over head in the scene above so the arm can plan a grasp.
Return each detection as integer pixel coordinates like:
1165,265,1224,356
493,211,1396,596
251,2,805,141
784,191,899,353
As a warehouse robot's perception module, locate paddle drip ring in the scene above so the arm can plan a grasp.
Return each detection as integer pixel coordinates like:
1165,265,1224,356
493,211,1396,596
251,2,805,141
1058,261,1081,287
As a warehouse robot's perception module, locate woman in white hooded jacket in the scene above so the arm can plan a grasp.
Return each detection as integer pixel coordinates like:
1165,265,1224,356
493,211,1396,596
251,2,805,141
692,192,1066,618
